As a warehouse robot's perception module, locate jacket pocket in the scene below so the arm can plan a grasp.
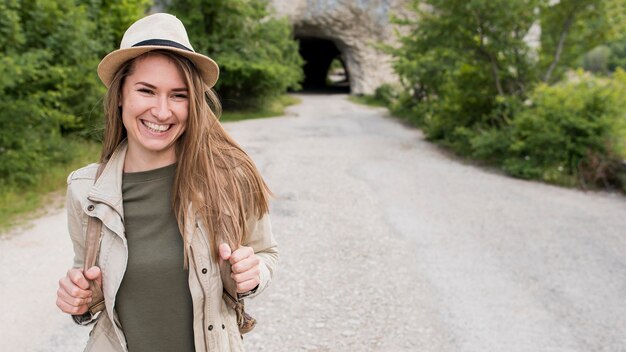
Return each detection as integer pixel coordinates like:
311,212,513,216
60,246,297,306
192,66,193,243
221,298,246,351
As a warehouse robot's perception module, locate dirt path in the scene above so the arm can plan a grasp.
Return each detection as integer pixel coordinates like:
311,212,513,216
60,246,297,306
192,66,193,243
2,94,626,351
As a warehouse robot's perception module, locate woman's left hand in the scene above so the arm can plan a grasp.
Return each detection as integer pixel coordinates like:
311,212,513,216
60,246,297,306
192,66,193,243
219,243,260,293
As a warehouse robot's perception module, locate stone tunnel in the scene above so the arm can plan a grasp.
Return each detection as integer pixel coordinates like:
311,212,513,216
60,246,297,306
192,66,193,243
270,0,409,95
297,36,348,92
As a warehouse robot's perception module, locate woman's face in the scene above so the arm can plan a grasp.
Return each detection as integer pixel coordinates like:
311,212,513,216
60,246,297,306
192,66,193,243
120,54,189,167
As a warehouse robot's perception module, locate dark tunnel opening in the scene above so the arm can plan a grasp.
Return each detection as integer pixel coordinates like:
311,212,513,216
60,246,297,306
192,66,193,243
296,37,350,93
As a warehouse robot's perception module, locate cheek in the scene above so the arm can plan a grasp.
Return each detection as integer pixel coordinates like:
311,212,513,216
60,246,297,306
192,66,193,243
121,99,143,122
121,115,132,132
120,106,133,129
177,103,190,125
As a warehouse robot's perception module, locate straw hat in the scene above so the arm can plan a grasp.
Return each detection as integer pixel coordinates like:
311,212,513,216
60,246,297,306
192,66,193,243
97,13,219,88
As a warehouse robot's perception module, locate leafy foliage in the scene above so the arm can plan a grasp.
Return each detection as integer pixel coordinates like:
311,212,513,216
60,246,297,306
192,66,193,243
591,0,626,74
388,0,539,151
607,39,626,72
0,0,151,187
168,0,303,109
499,70,626,188
582,45,611,74
390,0,539,101
387,0,625,190
539,0,609,83
78,0,153,57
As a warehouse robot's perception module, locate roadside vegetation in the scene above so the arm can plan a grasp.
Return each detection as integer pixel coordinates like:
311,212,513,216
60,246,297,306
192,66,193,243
0,0,303,230
367,0,626,192
0,139,100,231
348,95,387,108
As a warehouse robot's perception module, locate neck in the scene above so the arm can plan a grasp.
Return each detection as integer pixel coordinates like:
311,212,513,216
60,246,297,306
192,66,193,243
123,148,177,172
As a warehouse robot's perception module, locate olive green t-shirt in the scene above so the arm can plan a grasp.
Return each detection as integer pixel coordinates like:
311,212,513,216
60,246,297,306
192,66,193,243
116,163,195,352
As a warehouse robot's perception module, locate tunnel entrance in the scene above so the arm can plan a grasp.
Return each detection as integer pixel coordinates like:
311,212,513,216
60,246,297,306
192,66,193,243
297,37,350,93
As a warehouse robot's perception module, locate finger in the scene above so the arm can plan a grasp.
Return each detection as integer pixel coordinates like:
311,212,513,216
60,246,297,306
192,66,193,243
231,255,260,274
231,265,260,283
218,243,231,261
236,278,260,294
85,266,103,287
57,286,93,308
56,297,88,315
229,246,254,265
59,276,92,299
68,269,90,290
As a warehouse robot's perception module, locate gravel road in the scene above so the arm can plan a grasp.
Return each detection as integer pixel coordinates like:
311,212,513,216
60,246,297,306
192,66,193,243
2,94,626,351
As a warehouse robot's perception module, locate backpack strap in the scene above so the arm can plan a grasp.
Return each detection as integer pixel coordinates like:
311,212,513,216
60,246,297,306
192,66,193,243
83,162,107,315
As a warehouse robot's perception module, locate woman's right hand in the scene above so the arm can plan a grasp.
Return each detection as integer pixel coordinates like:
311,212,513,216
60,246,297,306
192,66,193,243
56,266,102,315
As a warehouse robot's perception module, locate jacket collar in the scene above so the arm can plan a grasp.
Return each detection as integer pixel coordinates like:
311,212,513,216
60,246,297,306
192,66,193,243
87,141,128,217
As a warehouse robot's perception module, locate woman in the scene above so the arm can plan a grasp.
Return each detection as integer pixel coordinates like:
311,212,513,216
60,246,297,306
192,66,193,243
56,13,278,352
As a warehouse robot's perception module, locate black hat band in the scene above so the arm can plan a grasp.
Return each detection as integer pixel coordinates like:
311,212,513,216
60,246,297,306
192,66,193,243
132,39,193,52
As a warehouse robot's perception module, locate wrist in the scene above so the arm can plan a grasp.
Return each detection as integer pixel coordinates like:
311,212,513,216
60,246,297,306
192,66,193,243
72,311,97,326
237,284,259,299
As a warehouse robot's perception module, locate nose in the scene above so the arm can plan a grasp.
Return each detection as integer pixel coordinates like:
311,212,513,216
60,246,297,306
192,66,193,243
151,95,172,121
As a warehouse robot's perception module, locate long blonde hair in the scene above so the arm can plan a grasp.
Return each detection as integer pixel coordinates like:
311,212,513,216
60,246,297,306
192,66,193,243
101,50,271,262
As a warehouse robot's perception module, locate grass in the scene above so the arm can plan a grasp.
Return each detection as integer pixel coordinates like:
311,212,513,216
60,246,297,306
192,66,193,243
347,94,388,108
221,94,301,122
0,140,100,233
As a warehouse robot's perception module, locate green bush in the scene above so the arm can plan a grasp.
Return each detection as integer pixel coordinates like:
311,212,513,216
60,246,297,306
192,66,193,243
607,39,626,72
501,70,626,188
583,45,611,74
418,62,519,156
373,84,400,106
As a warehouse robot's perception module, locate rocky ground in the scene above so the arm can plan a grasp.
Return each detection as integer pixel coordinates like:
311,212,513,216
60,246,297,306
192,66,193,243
2,94,626,351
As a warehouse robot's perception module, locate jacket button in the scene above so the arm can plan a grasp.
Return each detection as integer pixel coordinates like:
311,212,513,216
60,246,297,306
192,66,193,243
87,205,95,211
201,268,207,274
208,325,213,331
222,324,225,329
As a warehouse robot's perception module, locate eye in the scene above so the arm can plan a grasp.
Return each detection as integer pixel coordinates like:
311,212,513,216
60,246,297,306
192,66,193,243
172,93,188,100
138,88,154,95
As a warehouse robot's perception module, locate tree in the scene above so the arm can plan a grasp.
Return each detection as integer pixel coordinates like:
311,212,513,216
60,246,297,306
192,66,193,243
389,0,540,146
167,0,303,109
540,0,609,83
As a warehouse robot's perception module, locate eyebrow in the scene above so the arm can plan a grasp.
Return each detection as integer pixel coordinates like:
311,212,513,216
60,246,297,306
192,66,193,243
135,81,188,92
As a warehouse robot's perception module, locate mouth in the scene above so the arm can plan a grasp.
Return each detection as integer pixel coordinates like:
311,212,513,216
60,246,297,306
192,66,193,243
141,120,172,133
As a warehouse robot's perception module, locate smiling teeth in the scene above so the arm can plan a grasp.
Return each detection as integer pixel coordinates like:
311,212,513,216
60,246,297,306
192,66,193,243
143,121,170,132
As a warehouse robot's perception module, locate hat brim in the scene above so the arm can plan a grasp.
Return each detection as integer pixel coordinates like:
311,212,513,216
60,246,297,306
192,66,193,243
97,46,219,88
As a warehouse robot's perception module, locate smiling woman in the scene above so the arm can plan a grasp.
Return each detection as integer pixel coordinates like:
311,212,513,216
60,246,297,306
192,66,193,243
55,13,279,352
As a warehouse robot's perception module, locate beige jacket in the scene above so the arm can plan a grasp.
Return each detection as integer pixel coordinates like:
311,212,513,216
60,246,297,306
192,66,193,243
66,143,278,351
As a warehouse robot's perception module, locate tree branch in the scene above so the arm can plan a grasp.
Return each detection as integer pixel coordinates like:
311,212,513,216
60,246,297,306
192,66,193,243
512,27,526,96
471,10,505,96
543,10,576,82
487,52,505,96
